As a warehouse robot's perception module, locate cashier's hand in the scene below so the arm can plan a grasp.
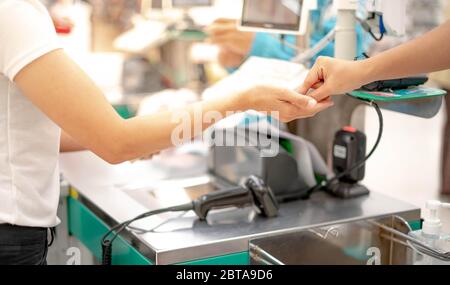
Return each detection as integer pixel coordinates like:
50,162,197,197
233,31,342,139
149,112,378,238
241,85,334,123
206,19,255,68
298,56,371,102
217,50,247,69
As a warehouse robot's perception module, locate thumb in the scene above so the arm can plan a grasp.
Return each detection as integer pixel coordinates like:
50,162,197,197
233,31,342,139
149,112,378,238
282,89,318,109
308,84,332,102
297,67,322,95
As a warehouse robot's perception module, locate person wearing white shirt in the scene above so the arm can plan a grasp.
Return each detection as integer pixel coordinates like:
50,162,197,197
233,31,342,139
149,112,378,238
0,0,332,265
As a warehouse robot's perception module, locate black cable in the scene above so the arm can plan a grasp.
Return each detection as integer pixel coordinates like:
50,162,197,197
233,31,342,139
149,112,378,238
324,100,383,187
101,202,194,265
354,53,370,62
356,16,385,42
272,34,300,52
279,100,384,202
280,35,286,52
101,102,384,263
368,29,384,41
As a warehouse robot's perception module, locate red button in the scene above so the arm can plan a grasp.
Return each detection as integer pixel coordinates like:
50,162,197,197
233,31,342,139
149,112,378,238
343,126,357,133
55,25,72,34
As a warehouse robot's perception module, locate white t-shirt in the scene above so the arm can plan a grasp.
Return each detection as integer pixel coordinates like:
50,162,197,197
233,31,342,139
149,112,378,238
0,0,62,227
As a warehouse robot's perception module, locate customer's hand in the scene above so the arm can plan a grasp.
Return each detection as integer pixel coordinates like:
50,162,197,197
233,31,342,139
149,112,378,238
130,152,160,163
206,18,255,68
238,85,334,123
298,56,372,102
206,18,255,55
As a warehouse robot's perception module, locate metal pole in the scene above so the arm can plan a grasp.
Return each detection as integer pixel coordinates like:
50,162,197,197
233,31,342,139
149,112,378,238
334,0,358,59
295,0,363,158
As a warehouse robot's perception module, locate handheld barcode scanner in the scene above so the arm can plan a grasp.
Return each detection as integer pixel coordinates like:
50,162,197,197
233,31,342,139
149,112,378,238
193,175,279,220
102,175,279,265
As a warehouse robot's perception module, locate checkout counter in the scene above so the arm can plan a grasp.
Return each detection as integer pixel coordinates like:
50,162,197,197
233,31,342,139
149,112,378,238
51,0,450,266
59,147,421,265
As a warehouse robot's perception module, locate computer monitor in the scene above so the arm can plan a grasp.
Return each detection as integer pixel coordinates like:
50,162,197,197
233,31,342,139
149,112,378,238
239,0,309,35
170,0,213,8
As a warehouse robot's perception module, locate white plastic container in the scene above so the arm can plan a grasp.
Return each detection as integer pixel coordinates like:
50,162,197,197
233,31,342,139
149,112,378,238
409,200,450,265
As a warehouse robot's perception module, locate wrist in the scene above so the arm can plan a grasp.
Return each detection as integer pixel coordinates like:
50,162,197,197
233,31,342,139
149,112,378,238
359,57,381,85
232,88,253,112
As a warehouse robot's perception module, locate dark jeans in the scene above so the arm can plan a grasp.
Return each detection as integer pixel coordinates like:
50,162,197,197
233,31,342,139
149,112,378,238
0,224,49,265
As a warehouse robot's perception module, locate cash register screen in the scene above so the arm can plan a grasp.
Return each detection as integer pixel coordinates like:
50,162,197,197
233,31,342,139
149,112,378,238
240,0,303,33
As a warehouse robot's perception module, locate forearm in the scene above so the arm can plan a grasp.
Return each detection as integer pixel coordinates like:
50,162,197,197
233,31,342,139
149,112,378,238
60,131,85,152
363,20,450,83
16,49,323,165
15,50,248,164
115,94,243,163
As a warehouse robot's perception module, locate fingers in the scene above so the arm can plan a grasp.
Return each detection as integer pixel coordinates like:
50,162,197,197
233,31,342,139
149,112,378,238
278,88,318,109
297,65,322,95
275,100,333,122
255,85,316,109
311,81,324,90
267,88,334,122
298,56,362,102
309,97,334,114
273,101,303,122
307,84,333,102
296,80,324,97
297,75,331,102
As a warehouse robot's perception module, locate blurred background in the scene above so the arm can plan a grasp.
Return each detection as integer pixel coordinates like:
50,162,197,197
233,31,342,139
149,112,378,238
44,0,448,202
41,0,449,226
30,0,450,265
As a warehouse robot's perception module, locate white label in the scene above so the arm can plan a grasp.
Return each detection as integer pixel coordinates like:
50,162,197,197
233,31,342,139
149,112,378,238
334,145,347,159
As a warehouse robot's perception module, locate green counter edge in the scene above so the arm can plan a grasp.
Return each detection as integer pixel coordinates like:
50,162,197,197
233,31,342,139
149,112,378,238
67,196,249,265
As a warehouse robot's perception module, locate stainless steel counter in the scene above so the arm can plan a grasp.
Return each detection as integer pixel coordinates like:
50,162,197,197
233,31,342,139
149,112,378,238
60,150,420,264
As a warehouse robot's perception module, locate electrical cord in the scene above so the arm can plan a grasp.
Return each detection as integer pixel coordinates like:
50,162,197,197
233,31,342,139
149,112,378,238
368,29,384,41
292,29,336,64
101,202,194,265
324,100,383,187
290,13,384,64
279,99,383,203
124,211,189,235
100,100,383,263
356,16,385,42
